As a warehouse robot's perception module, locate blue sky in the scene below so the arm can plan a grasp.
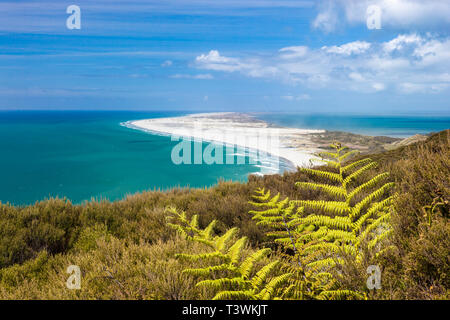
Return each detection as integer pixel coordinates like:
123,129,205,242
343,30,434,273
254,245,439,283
1,0,450,114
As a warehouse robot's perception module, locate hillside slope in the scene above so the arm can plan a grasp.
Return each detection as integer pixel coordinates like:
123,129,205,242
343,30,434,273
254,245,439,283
0,130,448,299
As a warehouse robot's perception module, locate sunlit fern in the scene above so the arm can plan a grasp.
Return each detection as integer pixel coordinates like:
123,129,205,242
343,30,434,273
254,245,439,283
250,144,394,299
166,207,293,300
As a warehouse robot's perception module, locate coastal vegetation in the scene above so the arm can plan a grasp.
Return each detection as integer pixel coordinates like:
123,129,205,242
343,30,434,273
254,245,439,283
0,130,448,299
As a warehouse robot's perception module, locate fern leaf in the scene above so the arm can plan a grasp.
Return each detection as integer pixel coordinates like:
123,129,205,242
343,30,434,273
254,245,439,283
239,248,272,279
319,290,365,300
175,251,229,262
300,168,343,183
352,197,392,232
213,290,256,300
341,158,372,174
190,214,199,229
257,273,293,300
196,277,251,290
338,150,359,162
251,260,280,289
216,228,239,252
227,236,248,264
296,182,346,198
353,182,394,215
342,161,377,187
203,220,218,239
346,172,389,204
182,263,236,277
368,229,393,250
293,200,351,215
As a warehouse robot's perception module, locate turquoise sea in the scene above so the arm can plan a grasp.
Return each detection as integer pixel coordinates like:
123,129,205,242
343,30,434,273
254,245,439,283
0,111,270,205
0,111,449,205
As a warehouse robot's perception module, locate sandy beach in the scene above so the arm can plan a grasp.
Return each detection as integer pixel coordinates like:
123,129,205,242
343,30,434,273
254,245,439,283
124,112,325,172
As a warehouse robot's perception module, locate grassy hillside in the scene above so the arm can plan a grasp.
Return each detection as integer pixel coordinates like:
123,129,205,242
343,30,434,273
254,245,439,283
0,130,448,299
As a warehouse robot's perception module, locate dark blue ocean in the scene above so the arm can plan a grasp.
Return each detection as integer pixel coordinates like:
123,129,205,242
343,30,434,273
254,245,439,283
0,111,448,205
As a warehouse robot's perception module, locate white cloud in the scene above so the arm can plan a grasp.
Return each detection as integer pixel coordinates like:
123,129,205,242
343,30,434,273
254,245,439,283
348,72,365,82
282,94,311,101
313,0,450,32
195,33,450,95
399,82,429,94
383,34,423,53
161,60,173,67
399,82,449,94
279,46,309,59
323,41,371,55
297,93,311,100
195,50,250,72
170,73,213,79
372,83,386,92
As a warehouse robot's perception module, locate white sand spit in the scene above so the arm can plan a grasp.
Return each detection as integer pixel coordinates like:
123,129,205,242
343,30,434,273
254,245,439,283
126,112,325,171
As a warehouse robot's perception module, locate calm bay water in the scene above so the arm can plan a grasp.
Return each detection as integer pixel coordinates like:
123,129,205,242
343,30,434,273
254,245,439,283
0,111,448,205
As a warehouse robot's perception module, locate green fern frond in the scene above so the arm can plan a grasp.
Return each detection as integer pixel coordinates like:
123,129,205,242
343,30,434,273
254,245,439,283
368,228,393,250
291,215,352,231
293,200,351,215
251,260,281,289
196,277,251,290
227,236,248,264
319,290,366,300
300,168,343,183
338,150,359,162
306,257,341,271
296,182,347,199
190,214,199,229
318,151,339,159
182,263,236,277
315,159,340,169
351,196,393,225
346,172,390,204
216,227,239,252
212,290,256,300
168,207,297,300
256,273,293,300
353,182,394,215
342,161,377,187
356,211,391,241
175,251,229,262
239,248,272,279
341,158,372,174
302,242,356,256
244,144,395,299
250,188,271,201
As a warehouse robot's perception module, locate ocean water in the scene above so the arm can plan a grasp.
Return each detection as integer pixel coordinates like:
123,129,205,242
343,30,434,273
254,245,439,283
0,111,448,205
0,111,274,206
255,113,450,138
